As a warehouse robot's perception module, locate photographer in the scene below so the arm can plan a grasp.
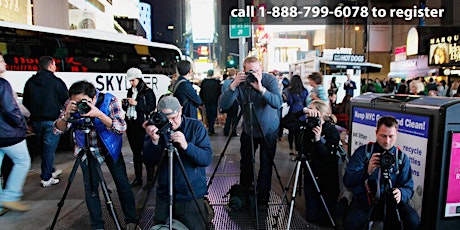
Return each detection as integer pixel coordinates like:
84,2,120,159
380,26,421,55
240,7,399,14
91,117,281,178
122,67,156,189
299,100,340,226
343,116,419,230
142,96,212,230
219,56,282,207
53,81,138,230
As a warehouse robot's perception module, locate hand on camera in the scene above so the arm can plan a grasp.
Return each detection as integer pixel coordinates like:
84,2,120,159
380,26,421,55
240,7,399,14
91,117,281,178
312,125,322,142
128,97,137,106
81,102,102,118
367,152,381,175
170,131,188,150
230,72,247,89
143,121,160,144
393,188,402,203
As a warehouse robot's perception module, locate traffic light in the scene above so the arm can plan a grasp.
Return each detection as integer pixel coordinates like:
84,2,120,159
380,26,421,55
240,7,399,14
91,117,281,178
227,55,236,68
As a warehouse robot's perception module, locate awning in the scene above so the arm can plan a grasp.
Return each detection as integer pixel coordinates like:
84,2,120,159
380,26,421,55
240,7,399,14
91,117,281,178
319,59,382,73
388,68,438,80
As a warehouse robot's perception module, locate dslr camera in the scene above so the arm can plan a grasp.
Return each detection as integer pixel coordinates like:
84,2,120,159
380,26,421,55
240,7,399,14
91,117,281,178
245,70,257,83
121,98,129,107
76,99,91,114
380,151,396,169
305,116,321,129
147,111,172,134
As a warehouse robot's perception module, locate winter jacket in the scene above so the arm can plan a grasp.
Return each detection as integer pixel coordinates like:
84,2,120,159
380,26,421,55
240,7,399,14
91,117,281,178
122,81,156,124
0,78,27,147
23,70,68,121
172,76,202,119
142,116,212,201
344,143,414,204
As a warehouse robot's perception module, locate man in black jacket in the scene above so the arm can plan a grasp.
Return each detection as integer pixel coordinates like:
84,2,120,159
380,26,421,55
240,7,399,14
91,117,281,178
199,70,221,135
23,56,68,187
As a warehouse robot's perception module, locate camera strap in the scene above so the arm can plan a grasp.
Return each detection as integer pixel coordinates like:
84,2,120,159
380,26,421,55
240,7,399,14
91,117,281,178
95,92,105,109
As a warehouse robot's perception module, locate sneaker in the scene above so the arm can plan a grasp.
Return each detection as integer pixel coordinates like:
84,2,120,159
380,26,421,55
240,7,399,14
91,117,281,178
52,169,62,178
41,178,60,187
2,201,30,212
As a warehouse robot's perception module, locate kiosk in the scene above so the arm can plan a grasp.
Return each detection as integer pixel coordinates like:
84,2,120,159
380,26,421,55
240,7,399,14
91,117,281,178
349,94,460,230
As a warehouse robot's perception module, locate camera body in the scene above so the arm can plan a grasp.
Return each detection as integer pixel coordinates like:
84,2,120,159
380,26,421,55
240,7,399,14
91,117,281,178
147,111,172,134
245,70,257,83
121,98,129,107
380,150,396,169
305,116,321,129
77,99,91,114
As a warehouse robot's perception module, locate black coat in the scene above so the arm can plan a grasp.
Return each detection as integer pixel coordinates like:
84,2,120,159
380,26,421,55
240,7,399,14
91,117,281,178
0,78,27,146
123,81,156,124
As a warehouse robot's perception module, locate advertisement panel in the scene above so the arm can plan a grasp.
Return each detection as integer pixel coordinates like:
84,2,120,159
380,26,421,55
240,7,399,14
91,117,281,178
0,0,28,23
351,107,429,215
445,132,460,217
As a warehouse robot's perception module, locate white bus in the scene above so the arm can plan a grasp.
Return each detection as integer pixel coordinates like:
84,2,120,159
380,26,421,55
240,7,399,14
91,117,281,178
0,21,183,101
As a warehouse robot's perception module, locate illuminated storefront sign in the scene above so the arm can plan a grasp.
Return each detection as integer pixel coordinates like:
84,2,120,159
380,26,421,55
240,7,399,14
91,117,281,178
429,34,460,66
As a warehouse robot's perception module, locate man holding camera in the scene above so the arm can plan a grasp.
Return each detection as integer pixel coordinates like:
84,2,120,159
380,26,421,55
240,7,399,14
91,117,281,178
142,96,212,230
219,56,282,207
53,81,138,230
343,116,419,230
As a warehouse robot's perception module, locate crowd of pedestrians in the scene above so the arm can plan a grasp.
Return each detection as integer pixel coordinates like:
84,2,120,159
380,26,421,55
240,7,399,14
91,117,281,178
3,54,458,229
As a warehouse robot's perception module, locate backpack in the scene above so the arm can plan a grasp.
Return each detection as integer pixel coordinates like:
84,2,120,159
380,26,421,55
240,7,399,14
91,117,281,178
159,79,188,102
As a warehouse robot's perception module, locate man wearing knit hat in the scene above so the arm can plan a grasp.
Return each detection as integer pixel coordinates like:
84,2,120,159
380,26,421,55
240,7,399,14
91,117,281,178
142,95,213,229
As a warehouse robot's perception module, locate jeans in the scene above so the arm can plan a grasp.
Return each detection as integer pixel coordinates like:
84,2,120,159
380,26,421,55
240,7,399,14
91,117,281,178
31,121,60,181
154,197,206,230
239,129,278,192
0,140,31,203
80,153,136,229
205,104,217,133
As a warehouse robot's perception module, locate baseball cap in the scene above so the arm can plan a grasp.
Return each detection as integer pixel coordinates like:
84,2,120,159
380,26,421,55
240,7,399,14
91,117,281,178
126,67,142,81
157,96,182,115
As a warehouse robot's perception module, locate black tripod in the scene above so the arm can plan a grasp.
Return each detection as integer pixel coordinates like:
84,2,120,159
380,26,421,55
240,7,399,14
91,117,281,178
282,126,335,229
138,128,208,230
367,168,403,230
50,118,121,230
207,84,286,229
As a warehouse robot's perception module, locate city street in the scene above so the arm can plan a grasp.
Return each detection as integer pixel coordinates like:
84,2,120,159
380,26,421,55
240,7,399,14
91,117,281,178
0,124,336,229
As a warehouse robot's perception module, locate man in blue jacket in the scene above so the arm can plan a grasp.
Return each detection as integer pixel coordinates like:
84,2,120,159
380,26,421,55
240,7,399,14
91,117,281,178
343,116,419,230
53,81,138,230
171,60,202,119
220,56,282,207
143,96,212,230
0,53,31,213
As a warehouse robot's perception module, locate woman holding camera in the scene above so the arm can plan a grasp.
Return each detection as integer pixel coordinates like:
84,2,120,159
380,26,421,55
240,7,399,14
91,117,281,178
300,99,341,226
123,68,156,189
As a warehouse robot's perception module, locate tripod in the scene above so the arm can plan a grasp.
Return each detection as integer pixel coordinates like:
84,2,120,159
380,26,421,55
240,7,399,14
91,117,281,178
207,84,286,229
138,128,208,230
283,127,335,229
367,168,403,230
50,118,121,230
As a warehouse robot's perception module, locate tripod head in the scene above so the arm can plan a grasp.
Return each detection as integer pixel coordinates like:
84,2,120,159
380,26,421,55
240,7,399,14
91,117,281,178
69,116,94,132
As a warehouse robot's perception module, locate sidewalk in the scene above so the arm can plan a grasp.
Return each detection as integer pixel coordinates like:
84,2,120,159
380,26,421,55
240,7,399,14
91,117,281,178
0,128,331,229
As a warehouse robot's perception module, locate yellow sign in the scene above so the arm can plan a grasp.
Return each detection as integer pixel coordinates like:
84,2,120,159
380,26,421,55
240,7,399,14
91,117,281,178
0,0,28,24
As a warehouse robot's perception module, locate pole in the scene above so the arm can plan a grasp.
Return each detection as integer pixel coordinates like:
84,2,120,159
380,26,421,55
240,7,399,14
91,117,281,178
238,0,245,71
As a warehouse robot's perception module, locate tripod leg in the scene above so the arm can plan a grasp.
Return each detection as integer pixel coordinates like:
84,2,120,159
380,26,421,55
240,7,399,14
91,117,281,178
281,157,301,204
304,160,336,227
287,160,303,230
93,159,122,230
207,108,244,190
173,148,208,229
50,152,84,230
